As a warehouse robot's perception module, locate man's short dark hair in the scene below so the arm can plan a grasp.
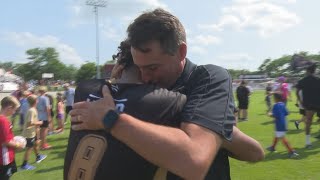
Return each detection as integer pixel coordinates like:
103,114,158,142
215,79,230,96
127,8,186,55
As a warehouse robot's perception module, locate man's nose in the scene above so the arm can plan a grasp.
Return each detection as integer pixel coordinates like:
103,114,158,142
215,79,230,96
141,71,152,84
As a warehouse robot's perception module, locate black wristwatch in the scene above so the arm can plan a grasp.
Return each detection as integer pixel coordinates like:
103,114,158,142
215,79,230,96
102,110,119,131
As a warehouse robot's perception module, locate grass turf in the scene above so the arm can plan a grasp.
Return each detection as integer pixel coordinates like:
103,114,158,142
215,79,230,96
10,90,320,180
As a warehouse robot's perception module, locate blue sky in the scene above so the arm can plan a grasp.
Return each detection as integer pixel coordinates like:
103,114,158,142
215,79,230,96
0,0,319,71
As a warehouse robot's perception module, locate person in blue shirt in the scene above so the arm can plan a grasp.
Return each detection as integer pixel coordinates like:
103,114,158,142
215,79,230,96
266,93,299,158
63,83,75,124
36,86,52,150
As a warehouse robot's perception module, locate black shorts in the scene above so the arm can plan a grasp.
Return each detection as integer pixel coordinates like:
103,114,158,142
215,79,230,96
304,104,320,112
66,106,73,115
40,120,49,128
0,160,17,180
26,137,36,148
299,109,305,116
238,100,249,109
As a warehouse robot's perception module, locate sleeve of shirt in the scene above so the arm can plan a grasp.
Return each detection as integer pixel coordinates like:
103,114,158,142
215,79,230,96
180,65,235,140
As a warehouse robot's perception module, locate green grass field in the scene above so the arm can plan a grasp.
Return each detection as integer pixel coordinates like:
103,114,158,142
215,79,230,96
10,90,320,180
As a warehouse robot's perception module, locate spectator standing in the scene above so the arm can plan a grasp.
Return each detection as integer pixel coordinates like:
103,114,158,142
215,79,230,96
296,64,320,148
63,83,75,124
55,94,65,133
21,95,47,170
36,86,52,150
236,80,251,121
0,96,23,180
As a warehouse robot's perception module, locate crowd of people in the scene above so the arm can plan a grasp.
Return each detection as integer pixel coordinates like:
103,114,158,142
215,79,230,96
0,82,75,179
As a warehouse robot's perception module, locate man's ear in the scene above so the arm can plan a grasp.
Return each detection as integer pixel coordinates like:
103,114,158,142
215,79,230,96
178,43,187,62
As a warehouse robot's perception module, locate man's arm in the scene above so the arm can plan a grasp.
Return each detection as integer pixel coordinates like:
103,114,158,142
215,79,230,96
71,86,222,179
296,88,301,104
222,126,264,162
112,114,222,179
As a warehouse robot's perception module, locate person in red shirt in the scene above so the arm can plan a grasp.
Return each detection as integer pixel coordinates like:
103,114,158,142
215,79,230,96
0,96,24,180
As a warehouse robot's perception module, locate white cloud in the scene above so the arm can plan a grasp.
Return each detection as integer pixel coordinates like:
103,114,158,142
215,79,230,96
3,32,83,65
199,0,301,37
189,46,207,55
68,0,169,41
187,34,221,55
188,35,222,45
215,53,259,70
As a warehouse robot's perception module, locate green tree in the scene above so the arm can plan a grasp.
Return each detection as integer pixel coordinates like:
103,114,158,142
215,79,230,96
15,47,74,81
75,62,96,83
63,65,78,81
0,62,15,71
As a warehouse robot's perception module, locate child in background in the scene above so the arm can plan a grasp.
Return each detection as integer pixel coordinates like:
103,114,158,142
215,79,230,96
55,93,65,133
266,93,299,158
0,96,23,180
21,95,47,170
19,91,30,132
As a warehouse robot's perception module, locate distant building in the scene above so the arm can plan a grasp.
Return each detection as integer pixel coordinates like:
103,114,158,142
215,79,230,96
102,64,115,79
0,68,20,92
238,74,268,80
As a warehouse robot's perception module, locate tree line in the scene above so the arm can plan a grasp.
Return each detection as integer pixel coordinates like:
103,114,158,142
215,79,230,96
0,47,114,83
228,51,320,79
1,47,319,82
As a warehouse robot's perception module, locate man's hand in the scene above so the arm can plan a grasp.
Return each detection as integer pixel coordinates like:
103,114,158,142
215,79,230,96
70,85,116,131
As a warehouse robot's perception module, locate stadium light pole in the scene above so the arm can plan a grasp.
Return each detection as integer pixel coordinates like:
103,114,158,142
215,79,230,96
86,0,107,79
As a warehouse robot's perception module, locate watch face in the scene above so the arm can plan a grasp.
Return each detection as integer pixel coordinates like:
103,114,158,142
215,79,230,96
103,110,119,130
